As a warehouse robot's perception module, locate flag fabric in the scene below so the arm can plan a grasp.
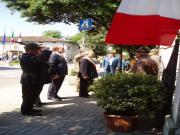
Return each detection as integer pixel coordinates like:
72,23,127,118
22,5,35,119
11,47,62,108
18,32,21,42
11,31,15,43
2,32,6,45
105,0,180,46
162,39,179,113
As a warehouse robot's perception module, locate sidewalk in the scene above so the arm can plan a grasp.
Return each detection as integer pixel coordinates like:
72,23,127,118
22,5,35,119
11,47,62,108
0,75,159,135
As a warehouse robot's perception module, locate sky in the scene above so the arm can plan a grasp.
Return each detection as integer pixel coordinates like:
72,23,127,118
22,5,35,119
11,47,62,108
0,2,80,37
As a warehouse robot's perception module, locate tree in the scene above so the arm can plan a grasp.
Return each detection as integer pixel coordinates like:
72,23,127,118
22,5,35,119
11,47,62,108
69,28,107,56
1,0,120,32
42,30,62,38
86,28,107,56
69,32,84,45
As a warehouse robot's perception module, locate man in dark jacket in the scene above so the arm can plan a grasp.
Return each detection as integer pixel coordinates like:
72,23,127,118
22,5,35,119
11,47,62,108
20,43,52,116
47,47,68,101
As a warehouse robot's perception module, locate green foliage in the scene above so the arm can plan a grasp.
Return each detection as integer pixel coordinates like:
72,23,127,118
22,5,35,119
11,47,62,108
86,28,107,47
93,44,107,56
42,30,62,38
9,60,19,66
69,29,107,55
69,32,84,45
70,69,78,76
89,73,169,118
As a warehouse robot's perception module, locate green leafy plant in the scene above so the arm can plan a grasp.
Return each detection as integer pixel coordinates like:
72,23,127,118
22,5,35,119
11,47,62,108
42,30,62,38
9,60,19,66
70,69,78,76
89,73,169,118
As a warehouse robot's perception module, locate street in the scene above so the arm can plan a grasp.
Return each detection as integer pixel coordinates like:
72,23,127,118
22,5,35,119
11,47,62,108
0,66,78,113
0,67,21,112
0,66,21,87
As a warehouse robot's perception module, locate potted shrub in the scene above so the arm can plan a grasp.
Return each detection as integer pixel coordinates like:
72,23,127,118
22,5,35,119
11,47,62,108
89,73,169,132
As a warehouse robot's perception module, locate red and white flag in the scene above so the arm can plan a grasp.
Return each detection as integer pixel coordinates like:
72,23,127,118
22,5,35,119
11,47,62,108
105,0,180,46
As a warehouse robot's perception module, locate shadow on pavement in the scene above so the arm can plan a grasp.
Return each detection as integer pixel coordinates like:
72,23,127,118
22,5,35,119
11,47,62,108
0,97,109,135
0,96,160,135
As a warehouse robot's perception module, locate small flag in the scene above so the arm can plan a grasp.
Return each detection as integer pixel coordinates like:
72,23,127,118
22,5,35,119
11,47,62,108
2,32,6,45
11,31,15,43
18,32,21,42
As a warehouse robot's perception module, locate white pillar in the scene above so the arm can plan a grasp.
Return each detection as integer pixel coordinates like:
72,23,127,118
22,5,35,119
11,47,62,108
172,58,180,126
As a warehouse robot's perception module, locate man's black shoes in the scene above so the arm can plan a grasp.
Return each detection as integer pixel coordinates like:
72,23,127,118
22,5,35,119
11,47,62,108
32,109,42,113
21,110,42,116
35,102,42,107
48,96,62,101
34,102,48,107
79,94,90,98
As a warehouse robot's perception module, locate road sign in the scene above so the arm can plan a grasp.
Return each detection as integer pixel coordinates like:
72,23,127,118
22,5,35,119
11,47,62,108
79,19,93,31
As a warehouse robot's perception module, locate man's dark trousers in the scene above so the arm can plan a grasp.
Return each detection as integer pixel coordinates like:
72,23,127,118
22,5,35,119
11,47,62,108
48,76,65,98
79,78,92,97
21,84,43,113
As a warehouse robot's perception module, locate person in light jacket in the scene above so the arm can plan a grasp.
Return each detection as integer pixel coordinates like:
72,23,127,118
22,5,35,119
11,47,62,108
102,50,121,75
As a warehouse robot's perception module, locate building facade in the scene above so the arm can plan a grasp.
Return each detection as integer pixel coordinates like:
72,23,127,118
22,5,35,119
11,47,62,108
0,36,80,61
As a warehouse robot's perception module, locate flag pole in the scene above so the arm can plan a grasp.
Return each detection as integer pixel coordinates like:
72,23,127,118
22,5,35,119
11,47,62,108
17,32,21,61
10,31,14,53
2,31,6,61
18,42,20,61
2,44,4,61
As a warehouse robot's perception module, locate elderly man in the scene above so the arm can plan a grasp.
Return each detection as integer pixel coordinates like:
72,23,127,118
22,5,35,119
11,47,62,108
78,50,98,98
47,47,68,101
131,47,158,76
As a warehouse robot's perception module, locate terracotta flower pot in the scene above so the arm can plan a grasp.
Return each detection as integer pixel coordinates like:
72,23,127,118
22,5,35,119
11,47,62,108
104,113,138,132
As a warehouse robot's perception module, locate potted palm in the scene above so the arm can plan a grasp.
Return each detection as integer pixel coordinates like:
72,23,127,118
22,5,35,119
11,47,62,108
89,73,169,132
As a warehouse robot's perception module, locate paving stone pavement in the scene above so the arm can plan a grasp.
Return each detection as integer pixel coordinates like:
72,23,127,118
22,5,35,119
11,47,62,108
0,74,161,135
